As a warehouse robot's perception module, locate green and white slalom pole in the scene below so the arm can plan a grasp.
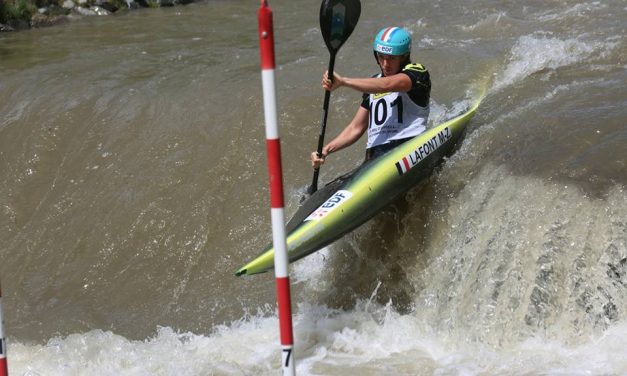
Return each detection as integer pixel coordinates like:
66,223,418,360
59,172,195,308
257,1,296,374
0,282,7,376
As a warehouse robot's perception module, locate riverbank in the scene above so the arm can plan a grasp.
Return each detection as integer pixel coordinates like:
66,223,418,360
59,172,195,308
0,0,197,31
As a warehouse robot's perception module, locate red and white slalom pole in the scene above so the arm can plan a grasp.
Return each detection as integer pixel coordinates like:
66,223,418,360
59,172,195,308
258,1,296,374
0,283,8,376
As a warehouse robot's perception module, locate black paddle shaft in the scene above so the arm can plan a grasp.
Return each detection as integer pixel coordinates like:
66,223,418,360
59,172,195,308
309,0,361,194
309,55,336,194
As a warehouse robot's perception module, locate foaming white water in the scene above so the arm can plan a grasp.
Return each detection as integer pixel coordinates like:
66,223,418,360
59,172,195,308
534,2,609,22
291,246,329,285
9,317,283,376
492,35,615,92
411,161,627,345
458,12,509,33
8,301,627,375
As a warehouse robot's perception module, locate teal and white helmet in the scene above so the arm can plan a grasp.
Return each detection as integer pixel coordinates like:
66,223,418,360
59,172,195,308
373,27,412,56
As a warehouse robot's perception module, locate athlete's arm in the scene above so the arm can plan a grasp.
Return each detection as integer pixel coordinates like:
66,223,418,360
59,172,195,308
311,106,369,168
322,71,412,94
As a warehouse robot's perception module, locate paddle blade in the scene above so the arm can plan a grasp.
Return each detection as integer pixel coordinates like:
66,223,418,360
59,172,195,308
319,0,361,53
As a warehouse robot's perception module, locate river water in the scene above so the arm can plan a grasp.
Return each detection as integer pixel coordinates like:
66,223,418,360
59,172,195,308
0,0,625,374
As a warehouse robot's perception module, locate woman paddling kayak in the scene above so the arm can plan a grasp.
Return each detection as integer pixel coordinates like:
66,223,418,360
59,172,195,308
311,26,432,166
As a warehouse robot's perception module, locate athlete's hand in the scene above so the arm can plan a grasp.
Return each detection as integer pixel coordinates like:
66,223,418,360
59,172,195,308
311,151,327,168
322,71,343,92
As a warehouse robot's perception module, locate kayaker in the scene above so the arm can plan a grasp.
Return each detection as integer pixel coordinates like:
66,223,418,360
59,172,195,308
311,26,431,167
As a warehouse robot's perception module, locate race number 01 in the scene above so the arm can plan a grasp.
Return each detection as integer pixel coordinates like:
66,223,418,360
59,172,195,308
370,96,403,126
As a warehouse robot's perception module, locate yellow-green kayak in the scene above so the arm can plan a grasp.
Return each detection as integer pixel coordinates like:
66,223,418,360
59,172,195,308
236,99,481,276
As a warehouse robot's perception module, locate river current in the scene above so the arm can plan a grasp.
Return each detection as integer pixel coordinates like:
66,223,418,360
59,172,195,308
1,0,626,374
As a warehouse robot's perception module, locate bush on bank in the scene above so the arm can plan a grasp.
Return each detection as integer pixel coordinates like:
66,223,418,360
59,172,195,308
2,0,59,25
1,0,37,25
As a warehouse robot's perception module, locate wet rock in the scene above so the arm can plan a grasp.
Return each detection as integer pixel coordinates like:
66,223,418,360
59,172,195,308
90,6,111,15
124,0,142,9
74,5,110,16
74,6,97,16
36,5,68,16
0,23,15,32
62,0,75,9
6,19,30,30
31,13,69,28
134,0,149,8
4,0,200,32
94,1,119,13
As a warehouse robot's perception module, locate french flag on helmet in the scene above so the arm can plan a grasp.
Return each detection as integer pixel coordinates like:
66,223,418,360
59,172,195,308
373,26,412,56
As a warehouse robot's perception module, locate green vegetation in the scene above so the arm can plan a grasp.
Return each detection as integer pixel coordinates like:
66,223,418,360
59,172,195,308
1,0,37,25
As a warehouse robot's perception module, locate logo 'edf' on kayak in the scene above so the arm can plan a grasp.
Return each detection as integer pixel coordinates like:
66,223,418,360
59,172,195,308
396,127,452,175
305,190,353,221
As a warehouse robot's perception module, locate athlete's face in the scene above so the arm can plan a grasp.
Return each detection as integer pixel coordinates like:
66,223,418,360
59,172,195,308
376,53,404,76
